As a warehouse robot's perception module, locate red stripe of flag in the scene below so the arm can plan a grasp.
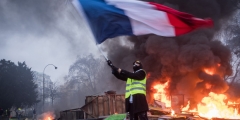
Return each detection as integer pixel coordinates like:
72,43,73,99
149,2,213,36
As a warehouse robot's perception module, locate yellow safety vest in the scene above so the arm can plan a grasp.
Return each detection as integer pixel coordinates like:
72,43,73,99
125,70,146,98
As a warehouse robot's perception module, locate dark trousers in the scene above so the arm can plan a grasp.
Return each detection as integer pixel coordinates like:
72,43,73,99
129,103,148,120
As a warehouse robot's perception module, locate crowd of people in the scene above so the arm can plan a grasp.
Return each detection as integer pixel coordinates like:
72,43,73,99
0,108,36,120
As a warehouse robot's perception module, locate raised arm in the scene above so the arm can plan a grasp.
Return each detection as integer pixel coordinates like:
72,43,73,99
112,68,128,81
119,69,146,80
107,60,127,81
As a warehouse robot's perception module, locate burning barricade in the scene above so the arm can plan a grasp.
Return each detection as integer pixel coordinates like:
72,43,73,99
150,80,240,120
37,111,56,120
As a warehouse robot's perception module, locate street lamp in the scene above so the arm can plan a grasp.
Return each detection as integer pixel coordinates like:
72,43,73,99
43,64,57,112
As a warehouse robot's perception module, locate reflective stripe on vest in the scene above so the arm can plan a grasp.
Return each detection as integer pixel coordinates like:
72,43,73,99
125,70,146,98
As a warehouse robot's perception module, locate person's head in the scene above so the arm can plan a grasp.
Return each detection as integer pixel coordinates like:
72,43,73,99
133,60,143,72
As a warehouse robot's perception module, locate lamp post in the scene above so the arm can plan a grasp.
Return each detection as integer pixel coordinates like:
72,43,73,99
43,64,57,112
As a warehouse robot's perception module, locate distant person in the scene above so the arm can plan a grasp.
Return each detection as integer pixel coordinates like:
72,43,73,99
0,108,3,119
16,108,21,120
32,108,36,120
107,60,149,120
15,110,19,120
7,109,11,120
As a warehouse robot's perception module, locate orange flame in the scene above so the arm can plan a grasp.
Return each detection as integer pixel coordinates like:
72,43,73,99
153,82,171,107
204,63,220,75
171,110,175,116
197,92,240,119
182,101,190,111
152,63,240,119
181,92,240,119
204,68,214,75
205,83,212,89
43,113,54,120
152,82,240,119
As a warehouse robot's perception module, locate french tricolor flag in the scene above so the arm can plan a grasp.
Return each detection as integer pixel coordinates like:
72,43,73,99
72,0,213,44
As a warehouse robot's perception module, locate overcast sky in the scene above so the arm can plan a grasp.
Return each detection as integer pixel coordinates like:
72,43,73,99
0,0,101,83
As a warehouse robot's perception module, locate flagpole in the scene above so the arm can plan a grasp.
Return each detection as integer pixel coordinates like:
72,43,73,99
96,44,109,61
68,0,109,61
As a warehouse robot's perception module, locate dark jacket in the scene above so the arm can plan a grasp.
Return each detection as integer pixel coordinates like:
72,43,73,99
112,67,149,114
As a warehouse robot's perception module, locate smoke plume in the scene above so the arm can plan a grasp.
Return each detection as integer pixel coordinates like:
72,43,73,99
103,0,240,109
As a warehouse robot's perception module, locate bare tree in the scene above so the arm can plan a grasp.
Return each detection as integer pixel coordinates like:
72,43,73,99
67,54,104,94
220,11,240,85
49,81,59,107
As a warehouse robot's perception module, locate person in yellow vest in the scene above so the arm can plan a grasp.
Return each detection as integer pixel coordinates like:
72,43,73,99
107,60,149,120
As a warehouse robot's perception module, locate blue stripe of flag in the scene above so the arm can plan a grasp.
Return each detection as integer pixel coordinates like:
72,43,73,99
79,0,133,44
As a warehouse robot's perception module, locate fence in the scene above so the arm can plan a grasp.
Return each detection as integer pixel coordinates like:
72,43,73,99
82,93,125,119
60,92,125,120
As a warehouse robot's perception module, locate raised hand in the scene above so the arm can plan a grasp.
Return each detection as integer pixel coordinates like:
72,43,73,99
107,60,113,67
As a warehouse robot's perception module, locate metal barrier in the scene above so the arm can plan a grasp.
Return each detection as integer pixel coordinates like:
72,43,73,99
60,92,125,120
82,93,125,119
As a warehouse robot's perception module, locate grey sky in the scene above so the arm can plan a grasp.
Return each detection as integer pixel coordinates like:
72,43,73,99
0,0,99,83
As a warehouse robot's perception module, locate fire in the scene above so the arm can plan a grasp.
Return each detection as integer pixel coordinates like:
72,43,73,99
47,117,51,120
205,83,212,89
41,112,55,120
182,101,190,111
152,82,240,119
153,82,171,107
197,92,240,119
182,101,198,113
152,62,240,119
181,92,240,119
204,68,214,75
43,116,52,120
204,63,221,75
171,110,175,116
